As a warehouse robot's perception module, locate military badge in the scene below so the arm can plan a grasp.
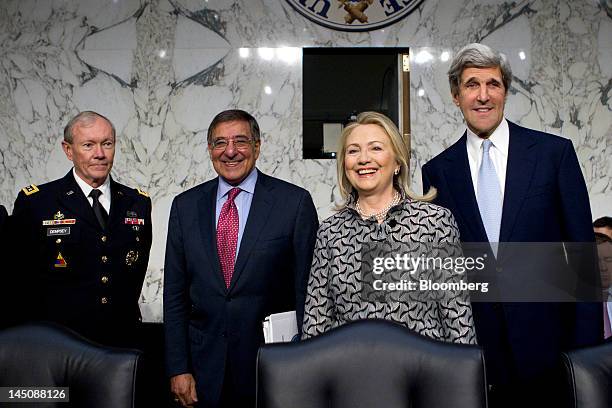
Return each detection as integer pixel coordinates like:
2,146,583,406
43,219,76,226
54,211,65,220
124,218,145,225
126,211,137,217
55,252,68,268
125,250,139,265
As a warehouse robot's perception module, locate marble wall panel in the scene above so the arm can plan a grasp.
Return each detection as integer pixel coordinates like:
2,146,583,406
1,0,610,321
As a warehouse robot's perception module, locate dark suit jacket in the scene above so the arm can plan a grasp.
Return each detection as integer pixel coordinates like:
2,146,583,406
8,171,152,346
0,204,7,232
0,204,8,327
163,171,318,407
422,121,602,388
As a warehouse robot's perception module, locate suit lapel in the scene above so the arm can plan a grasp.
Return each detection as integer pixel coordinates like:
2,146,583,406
57,172,99,230
199,179,226,292
499,122,537,242
441,134,489,242
229,173,274,292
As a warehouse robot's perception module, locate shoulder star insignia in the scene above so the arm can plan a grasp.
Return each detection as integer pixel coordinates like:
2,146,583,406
22,184,40,196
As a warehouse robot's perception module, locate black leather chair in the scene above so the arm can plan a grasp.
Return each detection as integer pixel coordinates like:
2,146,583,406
0,322,142,408
257,319,487,408
563,341,612,408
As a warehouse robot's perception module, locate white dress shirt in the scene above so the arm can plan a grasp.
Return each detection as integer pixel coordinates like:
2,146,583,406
466,118,510,198
72,169,111,214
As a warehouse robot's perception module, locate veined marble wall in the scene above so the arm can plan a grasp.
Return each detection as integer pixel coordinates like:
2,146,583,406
1,0,610,321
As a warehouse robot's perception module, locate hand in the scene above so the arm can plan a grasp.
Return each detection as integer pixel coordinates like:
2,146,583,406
170,373,198,407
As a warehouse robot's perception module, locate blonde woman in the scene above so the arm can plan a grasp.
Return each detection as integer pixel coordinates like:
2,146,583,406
302,112,476,344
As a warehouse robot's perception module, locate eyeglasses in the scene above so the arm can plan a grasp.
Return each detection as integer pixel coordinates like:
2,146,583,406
210,137,254,150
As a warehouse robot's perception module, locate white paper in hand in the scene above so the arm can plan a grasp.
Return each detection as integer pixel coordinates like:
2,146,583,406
262,311,298,343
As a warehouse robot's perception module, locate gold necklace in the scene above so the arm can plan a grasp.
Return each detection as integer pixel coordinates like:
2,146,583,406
356,190,400,221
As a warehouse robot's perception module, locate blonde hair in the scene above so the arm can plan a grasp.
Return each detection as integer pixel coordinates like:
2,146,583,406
335,111,436,209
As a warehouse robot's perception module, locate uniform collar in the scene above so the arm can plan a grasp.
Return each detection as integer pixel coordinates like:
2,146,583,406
72,168,111,199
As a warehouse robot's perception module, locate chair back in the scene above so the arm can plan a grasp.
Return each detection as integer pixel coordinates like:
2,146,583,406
563,341,612,408
0,322,142,408
257,319,487,408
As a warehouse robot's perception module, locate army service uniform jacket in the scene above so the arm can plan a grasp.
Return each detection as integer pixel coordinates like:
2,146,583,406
11,171,152,347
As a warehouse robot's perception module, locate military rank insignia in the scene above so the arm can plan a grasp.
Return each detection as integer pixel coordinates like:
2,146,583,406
137,189,149,197
22,184,39,195
55,252,68,268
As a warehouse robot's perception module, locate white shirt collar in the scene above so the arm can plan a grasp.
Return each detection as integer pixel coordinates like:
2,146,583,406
466,118,509,158
217,167,258,201
72,168,111,203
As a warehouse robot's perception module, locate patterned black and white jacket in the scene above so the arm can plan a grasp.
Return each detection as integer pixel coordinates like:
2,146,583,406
302,195,477,345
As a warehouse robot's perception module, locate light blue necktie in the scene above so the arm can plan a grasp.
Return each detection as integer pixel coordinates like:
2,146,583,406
477,139,502,243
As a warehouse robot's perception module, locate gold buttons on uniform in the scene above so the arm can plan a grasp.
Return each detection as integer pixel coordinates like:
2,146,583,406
101,276,109,284
101,235,107,243
101,297,108,304
101,255,108,263
56,238,62,244
135,237,140,242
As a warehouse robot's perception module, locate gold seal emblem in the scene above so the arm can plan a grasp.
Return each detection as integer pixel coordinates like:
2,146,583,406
285,0,423,32
125,250,139,265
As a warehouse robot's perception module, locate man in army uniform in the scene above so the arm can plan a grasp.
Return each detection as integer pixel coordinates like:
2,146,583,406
10,110,152,348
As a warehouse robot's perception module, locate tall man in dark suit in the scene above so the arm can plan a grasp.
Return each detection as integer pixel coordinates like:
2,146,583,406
10,111,152,347
422,43,602,407
164,109,319,408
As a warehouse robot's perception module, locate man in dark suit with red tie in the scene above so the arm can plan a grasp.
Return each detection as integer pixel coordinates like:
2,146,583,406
164,109,318,407
422,43,602,407
9,111,152,347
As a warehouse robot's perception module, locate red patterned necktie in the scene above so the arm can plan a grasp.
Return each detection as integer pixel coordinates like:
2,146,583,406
217,187,241,288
